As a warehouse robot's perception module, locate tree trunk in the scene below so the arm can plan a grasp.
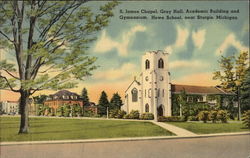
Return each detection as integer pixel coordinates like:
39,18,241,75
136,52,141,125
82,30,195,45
18,91,30,134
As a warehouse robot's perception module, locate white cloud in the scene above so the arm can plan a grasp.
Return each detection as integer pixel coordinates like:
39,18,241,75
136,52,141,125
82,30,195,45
192,29,206,49
215,33,249,56
164,25,189,54
94,25,146,56
93,63,137,81
169,60,208,69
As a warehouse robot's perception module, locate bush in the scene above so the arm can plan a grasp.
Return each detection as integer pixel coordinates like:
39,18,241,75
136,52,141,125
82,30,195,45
129,110,140,119
140,113,154,120
109,109,126,119
198,111,210,123
242,110,250,128
158,116,185,122
117,110,126,119
217,110,229,123
123,114,130,119
188,116,199,121
209,110,218,123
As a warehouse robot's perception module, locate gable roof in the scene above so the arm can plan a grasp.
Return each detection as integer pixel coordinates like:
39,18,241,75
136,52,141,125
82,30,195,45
125,80,141,93
171,84,234,95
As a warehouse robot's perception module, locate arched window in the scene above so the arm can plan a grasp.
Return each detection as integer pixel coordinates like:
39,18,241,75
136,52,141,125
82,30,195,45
145,59,150,69
145,104,149,112
158,58,164,69
131,88,138,102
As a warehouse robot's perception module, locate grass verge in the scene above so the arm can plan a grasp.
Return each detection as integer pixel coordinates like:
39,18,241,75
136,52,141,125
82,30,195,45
167,122,249,134
0,117,174,142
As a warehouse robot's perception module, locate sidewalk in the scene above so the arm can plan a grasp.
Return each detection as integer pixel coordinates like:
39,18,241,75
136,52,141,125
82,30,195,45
151,121,197,136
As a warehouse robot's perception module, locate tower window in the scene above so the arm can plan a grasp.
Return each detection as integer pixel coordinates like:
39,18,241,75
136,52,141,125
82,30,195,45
158,58,164,69
145,59,150,69
131,88,138,102
145,104,149,112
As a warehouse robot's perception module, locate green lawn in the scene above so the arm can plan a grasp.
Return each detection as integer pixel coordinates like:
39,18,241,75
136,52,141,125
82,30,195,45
168,122,249,134
0,117,174,142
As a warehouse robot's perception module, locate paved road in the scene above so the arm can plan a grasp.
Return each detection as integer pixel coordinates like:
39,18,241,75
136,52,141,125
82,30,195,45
1,135,249,158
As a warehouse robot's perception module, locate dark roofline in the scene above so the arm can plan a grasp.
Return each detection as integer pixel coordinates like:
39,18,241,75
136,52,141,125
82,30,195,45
125,79,140,93
171,84,235,95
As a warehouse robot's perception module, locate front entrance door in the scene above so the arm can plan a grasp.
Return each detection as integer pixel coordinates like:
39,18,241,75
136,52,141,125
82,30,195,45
157,105,163,116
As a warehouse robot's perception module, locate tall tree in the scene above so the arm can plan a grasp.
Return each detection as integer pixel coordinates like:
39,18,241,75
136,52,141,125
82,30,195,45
97,91,109,116
241,67,250,112
213,51,249,120
110,92,123,110
81,87,90,106
0,1,118,133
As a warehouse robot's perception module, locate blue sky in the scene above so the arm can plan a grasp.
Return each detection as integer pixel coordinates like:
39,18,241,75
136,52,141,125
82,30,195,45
1,1,249,102
78,1,249,101
78,1,249,102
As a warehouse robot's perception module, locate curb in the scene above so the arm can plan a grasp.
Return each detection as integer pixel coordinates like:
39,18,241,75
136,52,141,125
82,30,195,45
1,132,249,146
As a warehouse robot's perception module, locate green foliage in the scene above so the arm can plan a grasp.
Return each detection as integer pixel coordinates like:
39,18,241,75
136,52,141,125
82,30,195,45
213,51,249,120
187,116,199,121
158,116,185,122
198,111,210,123
33,95,48,104
140,113,154,120
217,110,229,123
110,93,123,110
37,104,46,116
109,109,127,119
123,114,130,119
241,68,250,112
97,91,109,116
81,88,90,106
0,1,119,133
209,110,218,123
242,110,250,128
128,110,140,119
83,109,95,117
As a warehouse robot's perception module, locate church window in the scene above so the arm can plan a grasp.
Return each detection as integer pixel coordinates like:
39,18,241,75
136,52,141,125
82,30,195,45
131,88,138,102
145,89,147,98
145,59,150,69
162,89,164,97
158,58,164,69
145,104,149,112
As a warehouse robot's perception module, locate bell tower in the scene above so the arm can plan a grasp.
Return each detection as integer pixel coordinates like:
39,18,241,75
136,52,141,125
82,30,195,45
141,50,171,120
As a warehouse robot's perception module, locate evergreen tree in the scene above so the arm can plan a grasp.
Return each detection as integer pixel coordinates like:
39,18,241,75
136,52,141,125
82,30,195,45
110,93,123,110
97,91,109,116
241,67,250,112
81,88,90,106
0,1,118,133
213,51,249,120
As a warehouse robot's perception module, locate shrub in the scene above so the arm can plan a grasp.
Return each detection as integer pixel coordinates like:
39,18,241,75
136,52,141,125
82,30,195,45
109,109,119,118
198,111,210,123
209,110,218,123
140,113,154,120
158,116,166,122
123,114,130,119
217,110,229,123
117,110,126,119
158,116,185,122
129,110,140,119
109,109,126,119
188,116,199,121
242,110,250,128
